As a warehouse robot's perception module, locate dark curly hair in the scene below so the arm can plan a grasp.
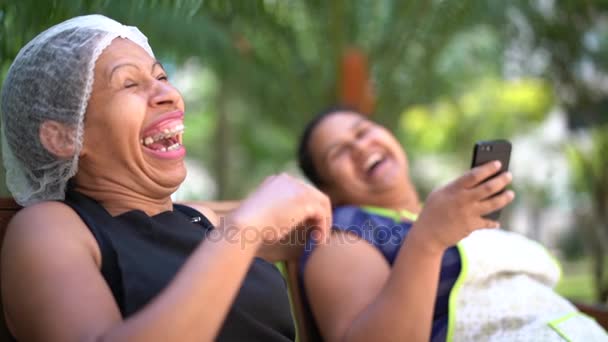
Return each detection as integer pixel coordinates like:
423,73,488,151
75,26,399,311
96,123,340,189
297,106,363,187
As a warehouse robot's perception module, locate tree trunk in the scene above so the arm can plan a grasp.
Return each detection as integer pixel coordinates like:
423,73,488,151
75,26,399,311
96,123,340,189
214,83,230,200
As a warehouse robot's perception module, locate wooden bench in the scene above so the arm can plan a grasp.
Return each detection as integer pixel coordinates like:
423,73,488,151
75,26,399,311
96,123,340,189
0,198,19,340
0,198,606,341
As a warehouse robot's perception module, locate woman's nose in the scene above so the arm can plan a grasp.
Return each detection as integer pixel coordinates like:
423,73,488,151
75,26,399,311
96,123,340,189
149,80,181,108
356,132,374,150
351,136,370,159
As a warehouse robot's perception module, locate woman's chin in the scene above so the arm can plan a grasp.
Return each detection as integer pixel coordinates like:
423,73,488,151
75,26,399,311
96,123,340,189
163,169,188,191
146,163,188,194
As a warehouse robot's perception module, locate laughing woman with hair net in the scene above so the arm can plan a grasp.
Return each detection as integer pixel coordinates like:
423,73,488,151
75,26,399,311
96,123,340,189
0,15,331,341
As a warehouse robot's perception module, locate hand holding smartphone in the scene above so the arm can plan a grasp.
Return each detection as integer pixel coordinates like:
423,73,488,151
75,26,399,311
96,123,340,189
471,140,512,221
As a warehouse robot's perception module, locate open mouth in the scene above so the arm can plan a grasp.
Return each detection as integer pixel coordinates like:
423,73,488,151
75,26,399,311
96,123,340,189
140,123,184,152
140,110,185,155
364,152,386,177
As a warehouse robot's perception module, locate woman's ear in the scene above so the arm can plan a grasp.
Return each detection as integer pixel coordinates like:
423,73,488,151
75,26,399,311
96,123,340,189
39,120,76,159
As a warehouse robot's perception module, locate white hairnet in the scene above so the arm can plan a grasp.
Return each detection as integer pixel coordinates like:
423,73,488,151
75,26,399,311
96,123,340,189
1,14,154,206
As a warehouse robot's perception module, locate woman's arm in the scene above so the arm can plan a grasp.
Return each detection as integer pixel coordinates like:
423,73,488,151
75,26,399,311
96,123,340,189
305,162,515,342
305,230,443,342
2,174,331,342
187,202,307,263
2,201,260,342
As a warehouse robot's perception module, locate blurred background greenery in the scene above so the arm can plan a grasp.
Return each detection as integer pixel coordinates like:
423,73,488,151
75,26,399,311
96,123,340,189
1,0,607,304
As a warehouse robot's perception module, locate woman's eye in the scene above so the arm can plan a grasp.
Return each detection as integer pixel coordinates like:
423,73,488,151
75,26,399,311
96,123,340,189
157,75,168,81
356,126,370,138
331,146,348,159
124,81,138,89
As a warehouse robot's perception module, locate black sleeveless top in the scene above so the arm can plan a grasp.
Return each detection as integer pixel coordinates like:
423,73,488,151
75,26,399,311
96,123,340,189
62,190,295,341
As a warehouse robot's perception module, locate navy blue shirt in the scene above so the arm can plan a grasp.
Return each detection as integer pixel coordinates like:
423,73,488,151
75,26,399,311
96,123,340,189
300,205,461,341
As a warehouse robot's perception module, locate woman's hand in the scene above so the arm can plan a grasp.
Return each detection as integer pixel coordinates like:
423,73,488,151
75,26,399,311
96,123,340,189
223,173,332,252
411,161,515,254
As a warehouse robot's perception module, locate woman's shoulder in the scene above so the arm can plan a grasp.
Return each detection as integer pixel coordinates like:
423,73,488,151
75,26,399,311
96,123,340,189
1,201,113,340
9,200,85,230
3,200,101,266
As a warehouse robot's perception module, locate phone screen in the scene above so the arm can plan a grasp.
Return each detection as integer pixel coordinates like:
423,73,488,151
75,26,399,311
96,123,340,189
471,139,512,220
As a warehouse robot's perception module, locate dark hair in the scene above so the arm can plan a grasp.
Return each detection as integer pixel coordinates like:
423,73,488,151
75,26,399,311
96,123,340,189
297,105,362,187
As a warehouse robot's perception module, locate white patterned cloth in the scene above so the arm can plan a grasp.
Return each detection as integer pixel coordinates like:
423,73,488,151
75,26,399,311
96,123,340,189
449,229,608,341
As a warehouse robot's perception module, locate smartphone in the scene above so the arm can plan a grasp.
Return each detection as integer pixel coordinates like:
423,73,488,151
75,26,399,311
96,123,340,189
471,139,512,221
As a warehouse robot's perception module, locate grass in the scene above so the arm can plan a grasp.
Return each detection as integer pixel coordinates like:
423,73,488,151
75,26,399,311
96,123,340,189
556,273,596,302
555,257,597,303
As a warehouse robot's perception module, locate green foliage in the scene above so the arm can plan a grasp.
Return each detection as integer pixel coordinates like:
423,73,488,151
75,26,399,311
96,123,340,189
556,272,596,303
566,126,608,302
1,0,608,201
398,77,553,158
2,0,608,303
567,127,608,205
558,228,587,261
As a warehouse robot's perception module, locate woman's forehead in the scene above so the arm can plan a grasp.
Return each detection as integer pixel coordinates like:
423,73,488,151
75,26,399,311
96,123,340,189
311,112,365,149
97,38,155,76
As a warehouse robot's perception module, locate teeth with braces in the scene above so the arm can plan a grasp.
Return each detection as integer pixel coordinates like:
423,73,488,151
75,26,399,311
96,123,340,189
140,124,185,146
